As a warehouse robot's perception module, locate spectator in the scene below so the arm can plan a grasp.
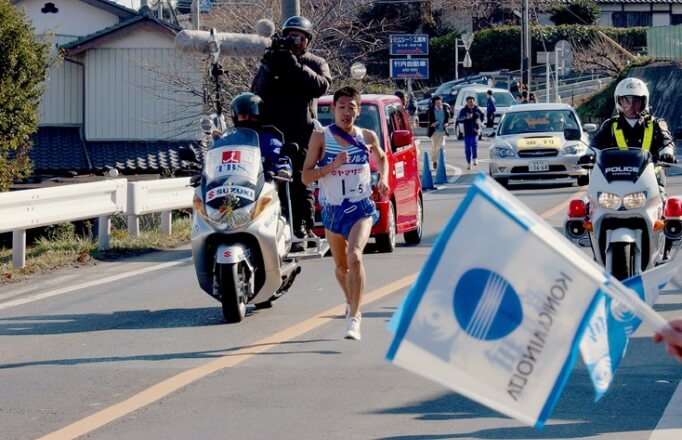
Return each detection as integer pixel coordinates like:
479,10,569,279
485,89,496,128
427,96,451,170
457,96,485,170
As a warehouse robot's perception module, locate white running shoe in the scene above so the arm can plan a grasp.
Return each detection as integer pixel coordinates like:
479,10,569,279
467,163,471,170
345,316,362,340
473,159,478,166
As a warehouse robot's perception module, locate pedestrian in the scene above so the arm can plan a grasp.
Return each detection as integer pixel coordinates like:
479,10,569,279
301,86,389,340
406,93,418,127
529,92,537,103
394,90,407,107
457,96,485,170
520,90,529,104
654,318,682,363
485,89,496,128
252,15,332,252
426,95,451,170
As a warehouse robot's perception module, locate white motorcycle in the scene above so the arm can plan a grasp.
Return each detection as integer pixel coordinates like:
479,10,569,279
564,147,682,280
180,128,327,323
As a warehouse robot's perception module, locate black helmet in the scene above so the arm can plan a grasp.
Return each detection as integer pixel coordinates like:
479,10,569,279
230,92,263,124
283,16,313,40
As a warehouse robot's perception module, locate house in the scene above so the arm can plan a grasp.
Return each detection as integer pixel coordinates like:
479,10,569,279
595,0,682,27
13,0,205,176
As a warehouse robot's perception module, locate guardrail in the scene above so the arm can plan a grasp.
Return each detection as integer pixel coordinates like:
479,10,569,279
0,177,193,268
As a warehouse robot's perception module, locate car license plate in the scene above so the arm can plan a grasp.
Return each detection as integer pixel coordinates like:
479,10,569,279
529,160,549,172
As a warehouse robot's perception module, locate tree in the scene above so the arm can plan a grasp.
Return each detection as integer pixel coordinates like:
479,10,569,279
0,1,50,191
550,0,600,26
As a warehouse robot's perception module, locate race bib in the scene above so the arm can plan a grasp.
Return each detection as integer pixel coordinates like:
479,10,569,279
322,164,370,203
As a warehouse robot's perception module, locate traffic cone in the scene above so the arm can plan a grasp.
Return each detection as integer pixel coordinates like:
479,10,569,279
435,149,447,184
421,151,434,191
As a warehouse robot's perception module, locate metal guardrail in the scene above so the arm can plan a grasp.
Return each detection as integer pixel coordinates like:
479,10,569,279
0,178,193,268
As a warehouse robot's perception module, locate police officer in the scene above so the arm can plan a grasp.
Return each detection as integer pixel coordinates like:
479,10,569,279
252,16,332,252
590,77,675,164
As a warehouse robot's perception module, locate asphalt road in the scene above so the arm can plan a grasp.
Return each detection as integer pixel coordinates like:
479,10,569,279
1,136,681,440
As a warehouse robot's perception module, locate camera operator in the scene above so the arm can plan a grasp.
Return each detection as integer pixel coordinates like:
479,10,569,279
252,15,332,252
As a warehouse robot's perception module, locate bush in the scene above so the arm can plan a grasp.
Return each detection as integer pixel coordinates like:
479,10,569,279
550,0,600,26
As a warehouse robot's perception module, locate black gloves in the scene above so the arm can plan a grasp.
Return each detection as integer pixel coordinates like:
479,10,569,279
658,147,676,164
263,50,299,75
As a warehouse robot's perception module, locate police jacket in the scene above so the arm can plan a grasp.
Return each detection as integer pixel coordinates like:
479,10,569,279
590,113,674,159
457,105,485,137
251,50,331,149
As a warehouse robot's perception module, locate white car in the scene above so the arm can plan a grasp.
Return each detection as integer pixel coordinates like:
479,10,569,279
488,103,597,187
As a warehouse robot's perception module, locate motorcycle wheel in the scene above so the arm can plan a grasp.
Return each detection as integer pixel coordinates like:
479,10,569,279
611,243,635,281
217,262,249,323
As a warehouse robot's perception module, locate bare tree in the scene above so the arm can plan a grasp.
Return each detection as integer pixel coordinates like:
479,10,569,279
572,33,630,76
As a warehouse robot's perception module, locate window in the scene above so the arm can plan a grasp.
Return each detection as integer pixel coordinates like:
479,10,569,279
672,15,682,25
612,12,652,27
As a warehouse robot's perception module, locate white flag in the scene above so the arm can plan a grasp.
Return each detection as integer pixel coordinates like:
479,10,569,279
388,174,620,427
580,256,682,400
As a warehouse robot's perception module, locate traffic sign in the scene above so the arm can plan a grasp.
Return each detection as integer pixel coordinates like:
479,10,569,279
463,52,472,68
389,34,429,56
461,33,474,50
390,58,429,79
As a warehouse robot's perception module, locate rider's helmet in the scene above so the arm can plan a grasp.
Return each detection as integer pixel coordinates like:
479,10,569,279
614,77,649,115
282,16,313,41
230,92,263,126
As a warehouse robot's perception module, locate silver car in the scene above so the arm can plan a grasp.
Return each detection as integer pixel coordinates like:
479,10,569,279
488,103,596,187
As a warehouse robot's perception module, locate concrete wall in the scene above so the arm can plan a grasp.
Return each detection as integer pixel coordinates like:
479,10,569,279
629,63,682,133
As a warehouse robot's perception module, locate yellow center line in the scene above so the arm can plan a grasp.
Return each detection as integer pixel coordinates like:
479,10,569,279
40,187,583,439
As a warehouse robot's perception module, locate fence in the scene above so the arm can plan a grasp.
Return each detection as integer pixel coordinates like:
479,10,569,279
0,177,194,268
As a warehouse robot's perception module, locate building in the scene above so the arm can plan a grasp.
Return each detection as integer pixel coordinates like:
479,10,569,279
13,0,205,176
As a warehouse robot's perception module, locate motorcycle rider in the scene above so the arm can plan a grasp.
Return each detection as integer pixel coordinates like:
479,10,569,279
252,16,332,252
590,77,675,165
213,92,293,218
589,77,676,258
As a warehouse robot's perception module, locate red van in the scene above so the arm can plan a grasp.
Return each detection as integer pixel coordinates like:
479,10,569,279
313,94,423,252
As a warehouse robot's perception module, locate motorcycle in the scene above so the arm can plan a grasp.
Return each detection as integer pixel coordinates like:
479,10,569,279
564,146,682,280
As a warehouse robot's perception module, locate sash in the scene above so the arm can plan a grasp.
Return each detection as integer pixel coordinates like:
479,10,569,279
328,124,369,152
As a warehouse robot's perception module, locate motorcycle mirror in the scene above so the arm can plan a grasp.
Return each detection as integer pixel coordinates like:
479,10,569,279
564,127,581,141
178,146,199,163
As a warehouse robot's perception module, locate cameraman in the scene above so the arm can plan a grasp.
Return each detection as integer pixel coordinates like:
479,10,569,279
252,16,332,252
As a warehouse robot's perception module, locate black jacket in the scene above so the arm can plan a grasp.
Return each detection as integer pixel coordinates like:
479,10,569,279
457,105,485,137
590,113,674,159
251,50,331,155
426,105,452,137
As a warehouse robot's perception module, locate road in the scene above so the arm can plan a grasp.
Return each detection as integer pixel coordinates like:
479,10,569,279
1,136,681,440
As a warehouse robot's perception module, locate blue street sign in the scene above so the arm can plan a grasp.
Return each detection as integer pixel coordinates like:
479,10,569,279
390,34,429,55
390,59,429,79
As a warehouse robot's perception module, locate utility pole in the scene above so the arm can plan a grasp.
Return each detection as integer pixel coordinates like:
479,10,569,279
520,0,531,92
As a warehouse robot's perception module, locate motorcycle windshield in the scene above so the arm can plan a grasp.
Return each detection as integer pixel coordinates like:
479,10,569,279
203,128,263,213
596,147,649,183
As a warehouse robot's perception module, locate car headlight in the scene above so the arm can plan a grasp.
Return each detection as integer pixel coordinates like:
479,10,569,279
623,192,647,210
597,192,647,210
562,143,587,155
418,104,428,111
491,146,515,158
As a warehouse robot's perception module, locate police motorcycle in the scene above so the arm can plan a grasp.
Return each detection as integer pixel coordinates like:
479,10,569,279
564,146,682,280
180,29,328,323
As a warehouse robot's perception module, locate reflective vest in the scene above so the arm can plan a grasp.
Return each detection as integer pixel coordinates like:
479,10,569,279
612,116,654,151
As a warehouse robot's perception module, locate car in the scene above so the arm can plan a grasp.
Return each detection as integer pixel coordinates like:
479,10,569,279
450,85,515,138
314,94,423,252
488,103,597,187
416,76,490,126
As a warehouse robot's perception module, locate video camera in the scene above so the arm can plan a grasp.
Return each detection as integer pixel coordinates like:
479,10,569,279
270,33,301,52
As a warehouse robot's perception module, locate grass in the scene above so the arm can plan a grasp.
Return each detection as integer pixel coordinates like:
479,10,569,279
0,215,192,285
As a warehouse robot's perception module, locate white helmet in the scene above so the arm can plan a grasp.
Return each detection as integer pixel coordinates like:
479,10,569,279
614,77,649,115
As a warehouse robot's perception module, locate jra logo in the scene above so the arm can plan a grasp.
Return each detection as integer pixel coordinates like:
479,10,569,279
222,151,241,164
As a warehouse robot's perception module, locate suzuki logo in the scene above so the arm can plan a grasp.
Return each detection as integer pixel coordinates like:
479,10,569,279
223,250,232,258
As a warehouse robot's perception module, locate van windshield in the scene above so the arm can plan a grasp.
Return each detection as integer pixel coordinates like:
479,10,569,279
316,103,384,147
471,90,514,108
